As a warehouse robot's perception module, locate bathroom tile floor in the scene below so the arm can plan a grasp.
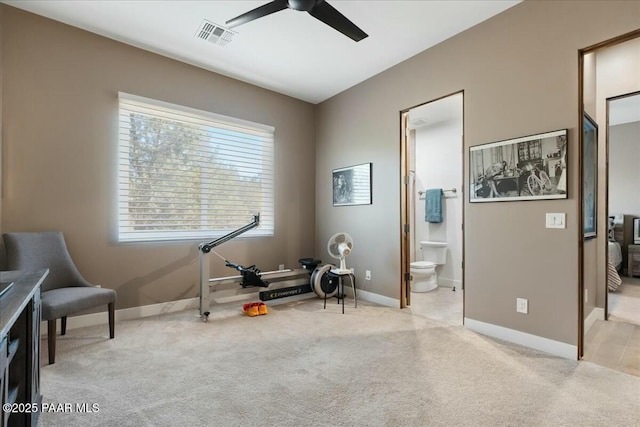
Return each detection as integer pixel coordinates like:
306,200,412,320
583,277,640,377
407,286,463,326
608,276,640,325
583,319,640,377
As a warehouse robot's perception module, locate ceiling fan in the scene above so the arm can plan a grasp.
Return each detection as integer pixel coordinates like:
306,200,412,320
226,0,368,42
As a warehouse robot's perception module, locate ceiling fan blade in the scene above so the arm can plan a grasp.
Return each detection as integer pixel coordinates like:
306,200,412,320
226,0,288,28
308,0,368,42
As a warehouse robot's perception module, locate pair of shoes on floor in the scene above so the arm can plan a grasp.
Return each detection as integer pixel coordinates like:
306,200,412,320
242,302,268,317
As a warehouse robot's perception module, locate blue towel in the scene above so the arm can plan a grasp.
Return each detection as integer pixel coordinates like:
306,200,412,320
425,188,443,223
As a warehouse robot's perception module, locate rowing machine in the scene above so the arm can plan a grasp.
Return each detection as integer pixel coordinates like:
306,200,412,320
197,216,341,321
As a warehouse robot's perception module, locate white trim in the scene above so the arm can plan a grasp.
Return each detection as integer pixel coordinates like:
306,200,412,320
42,292,320,335
42,297,200,334
43,288,401,335
356,289,400,308
464,318,577,360
584,307,605,334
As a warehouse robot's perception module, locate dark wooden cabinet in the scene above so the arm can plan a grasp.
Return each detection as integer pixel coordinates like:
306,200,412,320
1,336,6,427
0,270,48,427
628,244,640,277
29,290,40,412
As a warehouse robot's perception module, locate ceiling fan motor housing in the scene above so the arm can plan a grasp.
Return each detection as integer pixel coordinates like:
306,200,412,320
288,0,318,12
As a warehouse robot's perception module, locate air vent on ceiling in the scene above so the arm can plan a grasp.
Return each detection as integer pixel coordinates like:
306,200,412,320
196,20,236,47
408,118,429,129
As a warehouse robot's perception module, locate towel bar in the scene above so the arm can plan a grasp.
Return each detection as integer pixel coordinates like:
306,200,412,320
418,188,456,199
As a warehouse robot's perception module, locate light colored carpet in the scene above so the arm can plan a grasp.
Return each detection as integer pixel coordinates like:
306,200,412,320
39,299,640,427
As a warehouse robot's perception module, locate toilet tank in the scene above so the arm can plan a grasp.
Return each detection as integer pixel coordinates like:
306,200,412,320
420,241,447,264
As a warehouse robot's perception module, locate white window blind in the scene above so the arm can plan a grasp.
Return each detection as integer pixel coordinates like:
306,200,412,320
117,93,274,242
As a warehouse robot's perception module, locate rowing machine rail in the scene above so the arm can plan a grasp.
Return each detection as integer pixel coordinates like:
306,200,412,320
199,265,311,320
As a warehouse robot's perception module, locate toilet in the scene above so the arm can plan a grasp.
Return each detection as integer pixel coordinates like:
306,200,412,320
410,241,448,292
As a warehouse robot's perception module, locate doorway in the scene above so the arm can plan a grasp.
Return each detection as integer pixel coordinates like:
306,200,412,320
400,92,464,325
579,30,640,375
606,92,640,327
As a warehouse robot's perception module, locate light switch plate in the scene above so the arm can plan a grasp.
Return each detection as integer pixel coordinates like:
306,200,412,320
546,213,566,229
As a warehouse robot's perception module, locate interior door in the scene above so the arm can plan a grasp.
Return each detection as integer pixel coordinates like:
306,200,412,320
400,112,411,308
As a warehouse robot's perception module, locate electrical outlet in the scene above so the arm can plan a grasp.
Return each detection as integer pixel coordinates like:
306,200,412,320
350,268,354,274
584,289,588,303
365,270,371,280
516,298,528,314
278,264,285,271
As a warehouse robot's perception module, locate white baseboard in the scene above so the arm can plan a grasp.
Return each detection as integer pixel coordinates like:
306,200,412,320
355,288,400,308
42,297,201,334
464,318,577,360
45,285,400,334
43,291,320,334
584,307,604,334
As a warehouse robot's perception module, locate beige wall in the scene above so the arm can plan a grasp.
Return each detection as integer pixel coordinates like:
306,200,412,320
595,37,640,309
316,0,639,346
1,6,316,310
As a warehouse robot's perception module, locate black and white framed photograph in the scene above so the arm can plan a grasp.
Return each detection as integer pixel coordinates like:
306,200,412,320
332,163,372,206
470,129,568,202
583,113,597,239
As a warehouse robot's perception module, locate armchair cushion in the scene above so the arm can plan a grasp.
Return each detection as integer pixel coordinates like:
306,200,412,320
3,231,94,291
41,287,116,321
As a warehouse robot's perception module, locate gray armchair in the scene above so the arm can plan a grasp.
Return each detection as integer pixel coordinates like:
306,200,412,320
2,231,116,364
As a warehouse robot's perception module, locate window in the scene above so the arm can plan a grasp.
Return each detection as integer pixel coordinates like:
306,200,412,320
491,145,503,164
518,140,542,164
118,93,274,242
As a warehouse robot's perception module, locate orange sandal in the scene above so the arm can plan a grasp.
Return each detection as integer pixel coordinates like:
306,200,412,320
258,302,268,315
242,302,260,317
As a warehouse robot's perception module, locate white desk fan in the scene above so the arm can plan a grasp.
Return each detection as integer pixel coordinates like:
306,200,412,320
308,232,356,309
327,232,353,275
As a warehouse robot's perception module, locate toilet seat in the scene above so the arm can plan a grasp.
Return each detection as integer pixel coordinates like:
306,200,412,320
410,261,435,269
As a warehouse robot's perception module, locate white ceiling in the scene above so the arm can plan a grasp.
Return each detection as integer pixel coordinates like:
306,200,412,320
609,94,640,126
3,0,521,104
408,93,463,129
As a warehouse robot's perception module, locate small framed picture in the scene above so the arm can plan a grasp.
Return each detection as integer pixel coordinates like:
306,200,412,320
332,163,372,206
583,113,598,239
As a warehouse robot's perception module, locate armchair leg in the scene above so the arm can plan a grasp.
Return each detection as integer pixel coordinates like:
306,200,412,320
61,316,67,336
48,320,56,365
108,302,115,339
